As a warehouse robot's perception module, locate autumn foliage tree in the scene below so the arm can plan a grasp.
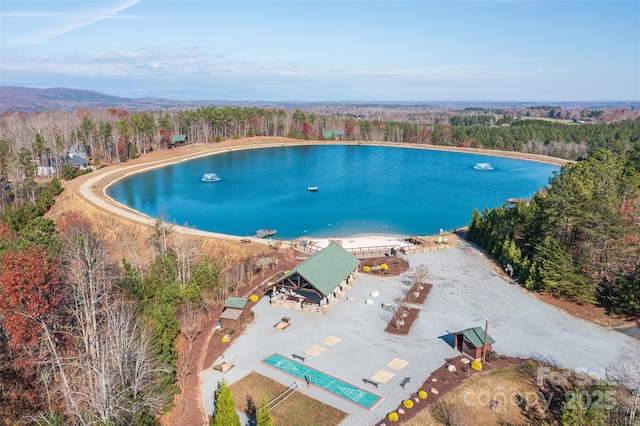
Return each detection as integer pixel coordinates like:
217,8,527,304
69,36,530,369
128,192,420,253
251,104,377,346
0,245,62,368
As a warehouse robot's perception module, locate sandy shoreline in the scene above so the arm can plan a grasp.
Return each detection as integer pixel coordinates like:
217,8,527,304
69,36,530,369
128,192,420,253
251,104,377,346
75,136,568,245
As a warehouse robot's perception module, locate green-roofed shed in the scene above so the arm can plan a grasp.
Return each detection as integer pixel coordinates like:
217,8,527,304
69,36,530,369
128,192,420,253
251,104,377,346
220,297,250,329
453,327,495,359
322,130,343,140
272,243,360,313
225,297,247,309
170,134,188,146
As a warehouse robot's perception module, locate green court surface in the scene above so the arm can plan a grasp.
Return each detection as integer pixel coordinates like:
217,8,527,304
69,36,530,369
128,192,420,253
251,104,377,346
262,353,383,409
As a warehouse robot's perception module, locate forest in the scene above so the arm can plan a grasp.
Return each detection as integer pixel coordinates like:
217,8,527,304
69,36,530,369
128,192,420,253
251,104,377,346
0,104,639,424
467,147,640,315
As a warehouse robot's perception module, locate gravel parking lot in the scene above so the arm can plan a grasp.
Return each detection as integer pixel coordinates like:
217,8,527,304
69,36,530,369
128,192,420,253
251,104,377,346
200,240,639,426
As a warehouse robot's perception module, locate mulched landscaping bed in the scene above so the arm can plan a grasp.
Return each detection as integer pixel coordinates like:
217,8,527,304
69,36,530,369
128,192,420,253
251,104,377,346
385,308,420,335
375,355,527,425
384,282,433,335
408,282,433,305
360,256,410,277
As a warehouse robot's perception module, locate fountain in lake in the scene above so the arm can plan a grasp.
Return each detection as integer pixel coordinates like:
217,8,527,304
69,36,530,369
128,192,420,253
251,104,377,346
473,163,494,170
201,173,221,182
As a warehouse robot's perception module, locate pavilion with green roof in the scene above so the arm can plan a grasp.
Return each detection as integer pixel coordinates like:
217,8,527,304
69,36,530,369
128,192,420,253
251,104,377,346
271,243,360,313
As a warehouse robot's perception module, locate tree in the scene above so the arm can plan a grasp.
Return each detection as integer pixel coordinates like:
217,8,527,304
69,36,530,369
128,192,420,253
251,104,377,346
17,146,35,181
255,396,273,426
0,139,12,180
0,245,62,368
210,379,240,426
177,302,202,351
613,344,640,425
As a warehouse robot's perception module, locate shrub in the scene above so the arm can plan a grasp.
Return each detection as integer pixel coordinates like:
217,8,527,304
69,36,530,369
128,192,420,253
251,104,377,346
229,329,236,335
380,263,389,271
363,265,371,272
61,163,77,180
471,360,483,371
403,399,414,409
418,390,428,399
387,412,399,422
250,294,259,303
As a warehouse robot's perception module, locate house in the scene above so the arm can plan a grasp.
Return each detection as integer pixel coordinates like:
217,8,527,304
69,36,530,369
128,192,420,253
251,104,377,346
170,134,188,147
68,154,89,170
219,297,250,330
271,243,360,313
37,157,64,177
453,327,495,359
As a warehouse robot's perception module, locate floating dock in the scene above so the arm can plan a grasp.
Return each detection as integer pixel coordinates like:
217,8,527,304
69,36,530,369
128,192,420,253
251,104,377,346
255,229,277,238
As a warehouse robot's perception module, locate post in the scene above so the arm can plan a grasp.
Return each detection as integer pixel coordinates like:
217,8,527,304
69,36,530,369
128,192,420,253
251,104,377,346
481,319,489,363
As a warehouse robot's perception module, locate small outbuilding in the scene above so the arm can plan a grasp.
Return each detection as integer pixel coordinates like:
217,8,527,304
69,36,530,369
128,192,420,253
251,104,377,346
219,297,250,330
453,327,495,359
271,243,360,313
322,130,343,140
170,134,188,147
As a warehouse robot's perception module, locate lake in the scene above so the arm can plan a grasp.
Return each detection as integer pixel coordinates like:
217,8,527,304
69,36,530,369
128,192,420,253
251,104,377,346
106,144,560,239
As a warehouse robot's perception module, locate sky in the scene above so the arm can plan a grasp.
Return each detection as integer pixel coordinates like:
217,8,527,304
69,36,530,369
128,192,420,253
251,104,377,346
1,0,639,102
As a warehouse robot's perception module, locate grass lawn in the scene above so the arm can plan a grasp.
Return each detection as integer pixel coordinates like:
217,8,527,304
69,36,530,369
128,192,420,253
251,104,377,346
402,360,545,426
229,371,347,426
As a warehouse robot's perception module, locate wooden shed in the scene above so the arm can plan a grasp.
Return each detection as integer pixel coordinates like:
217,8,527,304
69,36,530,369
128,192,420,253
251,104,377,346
219,297,249,330
453,327,495,359
170,134,188,147
271,243,360,313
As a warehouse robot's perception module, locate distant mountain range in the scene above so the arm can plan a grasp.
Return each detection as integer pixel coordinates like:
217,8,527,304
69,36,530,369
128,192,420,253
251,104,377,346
1,86,637,114
0,86,273,113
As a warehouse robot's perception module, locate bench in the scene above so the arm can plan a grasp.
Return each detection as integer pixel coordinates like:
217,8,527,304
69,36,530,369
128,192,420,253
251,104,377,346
400,377,410,388
362,378,379,388
292,354,305,362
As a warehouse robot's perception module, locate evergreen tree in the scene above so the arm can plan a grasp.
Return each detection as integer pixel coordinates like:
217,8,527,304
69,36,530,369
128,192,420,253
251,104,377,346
256,396,273,426
210,379,240,426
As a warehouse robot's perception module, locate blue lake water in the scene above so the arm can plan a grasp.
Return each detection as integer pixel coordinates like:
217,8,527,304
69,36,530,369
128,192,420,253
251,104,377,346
106,144,560,239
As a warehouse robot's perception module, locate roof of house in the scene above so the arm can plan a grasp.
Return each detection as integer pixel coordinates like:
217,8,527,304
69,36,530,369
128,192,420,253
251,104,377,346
68,154,88,167
455,327,495,348
280,243,360,296
224,297,247,309
171,134,187,144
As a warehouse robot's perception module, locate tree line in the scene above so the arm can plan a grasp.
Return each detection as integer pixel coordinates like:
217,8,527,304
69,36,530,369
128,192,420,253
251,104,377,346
1,107,639,193
467,148,640,315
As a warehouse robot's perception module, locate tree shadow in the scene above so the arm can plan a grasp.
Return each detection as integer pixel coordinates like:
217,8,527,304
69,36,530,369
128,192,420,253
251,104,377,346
244,395,257,426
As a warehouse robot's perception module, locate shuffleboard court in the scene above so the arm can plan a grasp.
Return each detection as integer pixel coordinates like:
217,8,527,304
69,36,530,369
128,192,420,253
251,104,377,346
262,353,383,409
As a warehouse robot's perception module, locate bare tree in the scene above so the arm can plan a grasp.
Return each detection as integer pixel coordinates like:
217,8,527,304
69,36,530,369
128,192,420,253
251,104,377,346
412,264,430,285
613,344,640,425
150,213,174,256
178,303,202,351
202,287,221,319
37,216,167,424
430,399,471,426
172,229,196,288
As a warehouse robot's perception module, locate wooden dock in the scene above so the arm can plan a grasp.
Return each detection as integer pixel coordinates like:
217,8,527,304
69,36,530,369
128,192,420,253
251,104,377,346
255,229,277,238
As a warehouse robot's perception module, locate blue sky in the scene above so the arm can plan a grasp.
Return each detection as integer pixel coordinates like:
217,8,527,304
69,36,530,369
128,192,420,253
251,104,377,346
1,0,639,102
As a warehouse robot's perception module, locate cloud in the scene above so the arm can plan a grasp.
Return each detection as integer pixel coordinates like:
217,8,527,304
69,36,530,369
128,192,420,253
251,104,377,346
7,0,142,45
1,45,557,88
